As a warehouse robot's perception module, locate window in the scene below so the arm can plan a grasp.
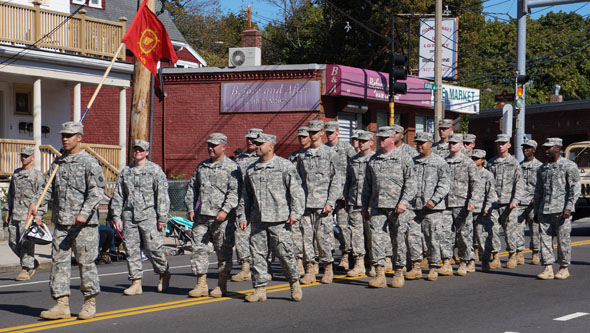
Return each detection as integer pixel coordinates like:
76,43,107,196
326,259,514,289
376,111,402,130
72,0,103,9
416,115,434,134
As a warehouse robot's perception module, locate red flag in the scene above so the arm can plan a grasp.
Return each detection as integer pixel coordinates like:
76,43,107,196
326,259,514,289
122,0,178,87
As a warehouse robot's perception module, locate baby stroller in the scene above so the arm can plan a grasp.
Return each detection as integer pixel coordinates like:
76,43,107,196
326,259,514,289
165,216,195,255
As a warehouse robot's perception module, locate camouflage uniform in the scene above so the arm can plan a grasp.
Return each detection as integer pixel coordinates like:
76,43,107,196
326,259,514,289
185,156,239,276
111,160,170,280
399,143,419,158
239,155,305,287
432,141,450,158
7,166,45,270
518,157,543,252
473,167,498,262
233,150,259,265
364,148,416,268
288,127,309,261
38,150,105,298
534,156,580,267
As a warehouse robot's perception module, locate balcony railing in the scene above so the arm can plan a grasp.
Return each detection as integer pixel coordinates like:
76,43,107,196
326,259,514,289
0,1,127,60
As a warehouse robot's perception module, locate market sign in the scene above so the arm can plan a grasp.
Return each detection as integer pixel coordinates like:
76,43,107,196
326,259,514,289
418,18,458,80
431,84,480,114
221,80,320,113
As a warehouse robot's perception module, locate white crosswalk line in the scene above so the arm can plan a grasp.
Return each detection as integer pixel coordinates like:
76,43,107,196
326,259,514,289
553,312,589,321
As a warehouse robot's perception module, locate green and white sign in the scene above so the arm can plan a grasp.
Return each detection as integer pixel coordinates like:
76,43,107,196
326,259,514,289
431,84,480,114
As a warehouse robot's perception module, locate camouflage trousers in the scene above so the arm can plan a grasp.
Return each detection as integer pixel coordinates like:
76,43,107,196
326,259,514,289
8,219,36,269
473,213,494,262
290,220,304,259
405,210,423,262
491,205,521,253
250,221,299,287
539,214,571,267
334,200,351,253
417,210,444,267
123,218,169,280
370,208,415,267
518,205,540,251
440,209,454,259
231,213,251,264
448,207,475,261
50,224,99,298
190,215,233,276
348,206,366,257
301,208,334,264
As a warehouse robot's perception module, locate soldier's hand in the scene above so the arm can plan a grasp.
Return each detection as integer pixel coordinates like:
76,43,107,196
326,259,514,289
74,215,87,226
483,210,488,216
4,214,9,223
188,212,195,222
425,200,436,210
509,202,517,209
157,221,165,231
467,204,475,212
322,205,333,214
239,221,248,230
115,220,123,232
395,203,407,214
35,217,42,226
27,204,37,217
287,216,298,225
561,209,572,219
216,210,228,222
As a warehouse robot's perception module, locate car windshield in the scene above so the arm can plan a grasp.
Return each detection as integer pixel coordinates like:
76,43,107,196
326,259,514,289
568,147,590,168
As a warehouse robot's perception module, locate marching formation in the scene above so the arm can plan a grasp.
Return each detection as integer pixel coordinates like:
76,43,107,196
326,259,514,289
6,119,581,320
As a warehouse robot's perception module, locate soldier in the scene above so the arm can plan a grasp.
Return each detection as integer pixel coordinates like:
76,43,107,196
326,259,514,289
297,119,342,285
238,133,305,302
29,121,105,320
110,140,171,295
363,126,416,288
231,128,263,282
518,139,543,265
185,133,239,298
351,130,361,154
325,120,356,271
343,130,375,277
432,119,454,157
535,138,580,280
411,132,450,281
471,149,498,271
393,124,419,158
6,146,44,281
288,126,310,164
463,134,476,156
487,134,524,269
441,134,480,276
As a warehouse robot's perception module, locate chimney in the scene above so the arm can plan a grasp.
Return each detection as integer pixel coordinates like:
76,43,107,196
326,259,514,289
550,84,563,103
241,5,262,49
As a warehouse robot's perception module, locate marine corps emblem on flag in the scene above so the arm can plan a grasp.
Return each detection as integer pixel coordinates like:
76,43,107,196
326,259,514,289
139,28,160,55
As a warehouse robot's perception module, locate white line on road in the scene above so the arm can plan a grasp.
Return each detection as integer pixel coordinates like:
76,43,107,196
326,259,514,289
553,312,589,321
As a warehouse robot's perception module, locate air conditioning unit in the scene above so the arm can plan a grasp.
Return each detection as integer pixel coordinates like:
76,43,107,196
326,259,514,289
228,47,261,67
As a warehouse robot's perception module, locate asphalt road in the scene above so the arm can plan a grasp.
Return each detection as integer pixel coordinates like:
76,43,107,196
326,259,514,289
2,220,590,332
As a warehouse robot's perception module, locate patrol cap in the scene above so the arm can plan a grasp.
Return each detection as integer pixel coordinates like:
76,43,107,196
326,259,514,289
206,132,227,145
414,132,433,142
324,121,339,132
448,133,463,143
357,130,374,141
391,124,405,133
253,133,276,144
60,121,84,135
471,149,486,159
20,146,34,156
297,126,309,137
308,120,325,132
463,134,476,144
542,137,563,147
245,128,263,139
132,139,150,151
495,134,511,143
376,126,395,138
439,119,453,129
522,139,538,149
351,130,359,139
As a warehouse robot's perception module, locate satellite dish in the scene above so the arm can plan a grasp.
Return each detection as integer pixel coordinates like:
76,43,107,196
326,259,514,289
231,50,246,66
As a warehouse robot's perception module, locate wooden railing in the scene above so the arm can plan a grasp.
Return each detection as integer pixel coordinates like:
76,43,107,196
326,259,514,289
83,146,120,197
81,143,120,171
0,139,35,177
0,1,127,60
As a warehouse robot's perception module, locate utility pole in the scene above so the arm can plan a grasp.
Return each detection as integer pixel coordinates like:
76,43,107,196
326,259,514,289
434,0,443,141
515,0,527,161
389,19,395,125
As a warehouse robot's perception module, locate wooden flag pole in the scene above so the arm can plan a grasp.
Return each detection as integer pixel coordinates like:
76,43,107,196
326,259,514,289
21,166,59,241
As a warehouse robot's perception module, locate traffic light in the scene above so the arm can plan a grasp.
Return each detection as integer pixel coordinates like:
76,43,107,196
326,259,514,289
389,53,407,96
515,74,530,110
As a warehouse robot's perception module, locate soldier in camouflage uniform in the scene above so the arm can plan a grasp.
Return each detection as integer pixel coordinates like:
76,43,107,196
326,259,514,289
441,134,480,276
463,134,476,156
432,119,453,157
518,139,543,265
363,127,416,288
411,132,450,281
110,140,171,296
185,133,239,298
325,120,356,271
238,133,305,302
470,149,498,271
393,124,419,158
30,122,105,320
535,138,580,280
343,130,374,277
6,146,44,281
351,130,360,154
297,119,342,285
230,128,262,282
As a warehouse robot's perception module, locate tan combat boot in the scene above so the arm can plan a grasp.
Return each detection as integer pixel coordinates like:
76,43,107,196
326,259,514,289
475,248,480,261
391,268,405,288
245,287,267,302
210,274,228,298
347,256,365,277
516,251,524,265
188,274,209,298
338,253,350,270
467,260,476,273
320,262,333,284
506,253,517,269
15,269,31,281
231,261,252,282
368,266,387,288
554,266,570,280
367,265,376,277
531,251,540,265
420,257,429,269
290,281,302,302
40,296,71,320
384,257,393,273
537,265,554,280
78,295,96,320
313,262,319,275
427,266,438,281
437,259,453,276
296,258,305,276
300,262,316,285
123,279,142,296
456,261,467,276
404,261,422,280
490,253,501,269
158,271,171,293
